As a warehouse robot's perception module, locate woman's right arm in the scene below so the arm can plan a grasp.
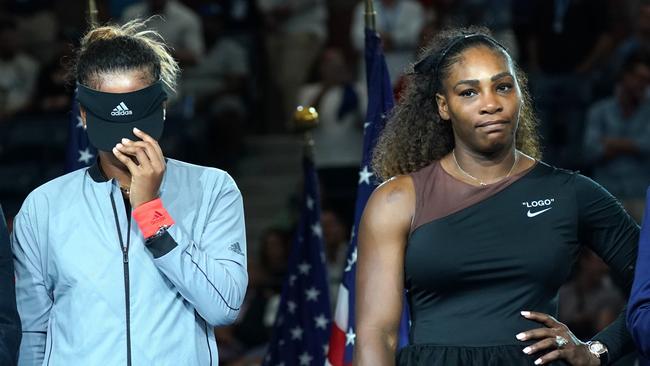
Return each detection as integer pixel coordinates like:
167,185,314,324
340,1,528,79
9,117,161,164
11,195,51,366
0,206,20,366
353,176,414,366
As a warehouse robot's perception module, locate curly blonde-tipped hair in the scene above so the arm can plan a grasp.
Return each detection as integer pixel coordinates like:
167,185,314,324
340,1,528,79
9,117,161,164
75,18,180,92
372,27,541,181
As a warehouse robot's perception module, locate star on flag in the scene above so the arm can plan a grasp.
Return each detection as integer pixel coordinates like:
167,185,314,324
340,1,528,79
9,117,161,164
78,148,94,164
358,165,373,185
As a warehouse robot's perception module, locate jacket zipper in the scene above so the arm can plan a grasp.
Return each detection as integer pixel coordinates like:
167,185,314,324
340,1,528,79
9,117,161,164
110,193,132,366
122,230,131,366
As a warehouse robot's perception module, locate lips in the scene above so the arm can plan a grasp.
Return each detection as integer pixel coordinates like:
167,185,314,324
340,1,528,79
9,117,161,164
476,119,509,128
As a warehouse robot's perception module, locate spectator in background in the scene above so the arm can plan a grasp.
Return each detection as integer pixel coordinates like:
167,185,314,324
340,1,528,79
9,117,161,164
298,48,366,226
616,0,650,59
583,50,650,222
10,0,59,65
438,0,519,60
0,204,20,366
351,0,425,86
213,0,258,33
320,208,349,310
52,0,91,41
30,42,75,115
607,0,650,85
182,4,250,171
122,0,205,67
586,0,649,103
0,17,39,120
527,0,617,169
257,0,327,132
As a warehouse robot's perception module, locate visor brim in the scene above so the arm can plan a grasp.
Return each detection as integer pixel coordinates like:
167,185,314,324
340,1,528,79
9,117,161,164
86,107,164,152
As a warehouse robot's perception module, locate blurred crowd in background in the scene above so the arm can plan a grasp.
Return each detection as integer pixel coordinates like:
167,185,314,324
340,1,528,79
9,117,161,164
0,0,649,364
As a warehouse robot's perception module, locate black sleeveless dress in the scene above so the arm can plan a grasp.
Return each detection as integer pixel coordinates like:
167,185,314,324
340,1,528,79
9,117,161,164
398,161,638,365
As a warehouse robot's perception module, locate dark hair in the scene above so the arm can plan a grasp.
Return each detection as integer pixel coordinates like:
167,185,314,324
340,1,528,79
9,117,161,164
372,27,541,181
74,19,179,91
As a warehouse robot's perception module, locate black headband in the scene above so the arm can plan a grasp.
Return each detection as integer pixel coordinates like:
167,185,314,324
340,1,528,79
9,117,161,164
413,34,507,77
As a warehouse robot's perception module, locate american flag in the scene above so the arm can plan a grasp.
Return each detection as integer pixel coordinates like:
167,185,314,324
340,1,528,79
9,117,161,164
326,29,410,366
263,156,332,366
64,90,96,172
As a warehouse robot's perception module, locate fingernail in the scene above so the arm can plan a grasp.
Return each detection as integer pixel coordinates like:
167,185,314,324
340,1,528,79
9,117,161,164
516,333,526,340
121,138,129,144
112,147,118,154
116,143,123,149
133,127,140,132
521,311,531,317
534,359,542,365
523,347,531,354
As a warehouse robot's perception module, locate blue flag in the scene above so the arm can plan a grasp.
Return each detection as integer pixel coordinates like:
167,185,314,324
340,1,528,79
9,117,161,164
263,156,332,366
327,29,409,366
65,91,96,172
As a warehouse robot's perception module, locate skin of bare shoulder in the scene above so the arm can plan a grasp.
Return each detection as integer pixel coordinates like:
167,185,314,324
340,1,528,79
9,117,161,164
376,175,415,211
353,175,415,366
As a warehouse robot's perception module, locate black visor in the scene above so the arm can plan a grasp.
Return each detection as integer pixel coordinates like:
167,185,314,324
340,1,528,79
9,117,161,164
76,80,168,151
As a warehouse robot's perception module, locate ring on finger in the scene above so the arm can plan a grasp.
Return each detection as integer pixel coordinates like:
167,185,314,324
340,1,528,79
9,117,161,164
555,335,569,349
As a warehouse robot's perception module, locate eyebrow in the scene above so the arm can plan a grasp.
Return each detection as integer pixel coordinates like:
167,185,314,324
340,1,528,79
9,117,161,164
453,72,514,88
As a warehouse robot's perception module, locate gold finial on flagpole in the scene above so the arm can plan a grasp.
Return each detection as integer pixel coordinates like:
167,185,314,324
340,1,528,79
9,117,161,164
293,105,320,159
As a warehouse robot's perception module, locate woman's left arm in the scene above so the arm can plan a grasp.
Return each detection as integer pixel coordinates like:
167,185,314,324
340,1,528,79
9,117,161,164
575,174,639,363
517,173,639,365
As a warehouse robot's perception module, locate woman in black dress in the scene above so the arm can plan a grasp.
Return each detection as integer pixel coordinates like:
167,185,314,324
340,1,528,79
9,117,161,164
353,27,639,365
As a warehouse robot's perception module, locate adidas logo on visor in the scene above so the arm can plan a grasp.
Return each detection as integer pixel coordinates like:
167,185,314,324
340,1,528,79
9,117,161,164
111,102,133,116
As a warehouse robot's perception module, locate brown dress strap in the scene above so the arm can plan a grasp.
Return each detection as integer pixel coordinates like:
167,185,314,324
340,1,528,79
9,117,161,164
409,160,536,234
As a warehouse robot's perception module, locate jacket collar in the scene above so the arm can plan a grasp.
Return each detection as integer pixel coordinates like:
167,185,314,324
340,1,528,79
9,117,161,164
87,159,107,183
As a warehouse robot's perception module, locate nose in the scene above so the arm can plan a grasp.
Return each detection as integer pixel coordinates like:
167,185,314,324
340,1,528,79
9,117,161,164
479,91,503,115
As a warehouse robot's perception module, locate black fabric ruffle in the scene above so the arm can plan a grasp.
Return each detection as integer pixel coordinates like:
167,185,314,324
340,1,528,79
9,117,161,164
397,343,570,366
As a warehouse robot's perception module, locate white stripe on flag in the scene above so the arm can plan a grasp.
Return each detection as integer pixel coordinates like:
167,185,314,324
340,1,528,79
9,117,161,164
333,284,349,330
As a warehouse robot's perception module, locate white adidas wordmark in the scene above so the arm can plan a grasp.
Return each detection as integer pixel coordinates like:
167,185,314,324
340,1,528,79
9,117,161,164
111,102,133,116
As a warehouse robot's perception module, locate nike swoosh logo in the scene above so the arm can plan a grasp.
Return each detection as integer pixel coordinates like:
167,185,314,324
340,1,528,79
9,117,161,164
527,207,552,217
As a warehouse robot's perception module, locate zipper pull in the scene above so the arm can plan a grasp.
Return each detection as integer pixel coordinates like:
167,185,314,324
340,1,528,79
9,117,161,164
122,247,129,263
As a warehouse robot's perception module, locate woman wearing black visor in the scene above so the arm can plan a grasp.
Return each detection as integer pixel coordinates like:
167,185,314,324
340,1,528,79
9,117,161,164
11,20,248,365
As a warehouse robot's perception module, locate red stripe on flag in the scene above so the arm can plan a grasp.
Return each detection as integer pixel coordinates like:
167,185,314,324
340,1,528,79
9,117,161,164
327,324,346,366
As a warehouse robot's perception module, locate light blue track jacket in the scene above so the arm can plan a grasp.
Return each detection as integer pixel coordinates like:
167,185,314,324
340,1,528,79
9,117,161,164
11,159,248,365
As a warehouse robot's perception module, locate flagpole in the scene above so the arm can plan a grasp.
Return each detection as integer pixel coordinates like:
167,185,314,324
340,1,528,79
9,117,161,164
88,0,98,28
365,0,376,32
263,105,330,366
